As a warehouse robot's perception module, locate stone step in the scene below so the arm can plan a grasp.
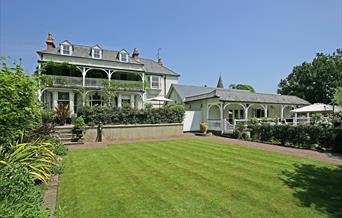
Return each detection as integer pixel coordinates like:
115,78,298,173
64,141,84,146
58,133,74,137
55,129,73,134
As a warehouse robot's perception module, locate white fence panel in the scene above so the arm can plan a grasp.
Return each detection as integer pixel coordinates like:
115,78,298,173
183,111,202,132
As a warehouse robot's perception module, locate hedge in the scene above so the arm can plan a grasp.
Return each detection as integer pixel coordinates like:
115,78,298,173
246,124,342,153
77,105,185,125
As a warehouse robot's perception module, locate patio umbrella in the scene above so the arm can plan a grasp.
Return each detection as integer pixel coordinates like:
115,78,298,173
291,103,342,114
146,96,174,108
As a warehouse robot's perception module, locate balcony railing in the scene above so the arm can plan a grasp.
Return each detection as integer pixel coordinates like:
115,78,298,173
41,75,144,90
41,75,82,87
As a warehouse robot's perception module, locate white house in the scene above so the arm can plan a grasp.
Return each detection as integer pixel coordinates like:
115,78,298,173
37,33,179,114
167,82,310,133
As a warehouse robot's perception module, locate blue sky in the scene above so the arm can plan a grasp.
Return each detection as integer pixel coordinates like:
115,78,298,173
1,0,341,93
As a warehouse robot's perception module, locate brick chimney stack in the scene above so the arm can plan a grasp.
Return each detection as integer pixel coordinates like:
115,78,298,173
132,48,139,61
46,32,55,49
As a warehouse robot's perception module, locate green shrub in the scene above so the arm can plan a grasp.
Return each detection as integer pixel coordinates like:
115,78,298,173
0,165,48,218
41,110,54,124
77,104,185,125
0,139,57,183
74,116,86,130
248,124,342,152
51,140,68,156
0,61,41,145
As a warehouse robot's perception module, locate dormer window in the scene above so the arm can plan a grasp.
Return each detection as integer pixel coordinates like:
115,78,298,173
92,48,102,59
119,50,128,62
60,41,72,55
62,45,71,55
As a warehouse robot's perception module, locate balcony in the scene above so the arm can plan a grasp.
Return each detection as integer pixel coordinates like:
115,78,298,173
41,75,144,91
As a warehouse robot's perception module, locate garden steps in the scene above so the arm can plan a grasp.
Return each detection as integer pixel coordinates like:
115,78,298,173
55,125,84,145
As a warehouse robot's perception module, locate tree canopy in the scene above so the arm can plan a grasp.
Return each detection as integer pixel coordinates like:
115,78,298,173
278,49,342,104
229,84,255,92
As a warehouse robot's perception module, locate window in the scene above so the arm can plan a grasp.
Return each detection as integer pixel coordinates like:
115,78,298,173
61,45,71,55
150,76,160,89
90,93,104,106
119,52,128,62
256,109,265,118
92,48,102,59
57,92,69,107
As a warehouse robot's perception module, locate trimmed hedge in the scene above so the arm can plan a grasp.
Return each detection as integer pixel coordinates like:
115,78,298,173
77,105,185,125
247,124,342,153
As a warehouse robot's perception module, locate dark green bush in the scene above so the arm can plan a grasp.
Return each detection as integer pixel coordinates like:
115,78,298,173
0,165,48,218
248,124,342,152
77,104,185,125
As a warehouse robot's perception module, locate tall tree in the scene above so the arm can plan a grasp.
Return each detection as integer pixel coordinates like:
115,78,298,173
278,49,342,104
229,84,255,92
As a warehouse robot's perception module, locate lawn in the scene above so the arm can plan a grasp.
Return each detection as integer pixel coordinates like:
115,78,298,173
57,139,342,217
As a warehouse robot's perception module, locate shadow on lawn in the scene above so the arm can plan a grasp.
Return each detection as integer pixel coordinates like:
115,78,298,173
281,164,342,217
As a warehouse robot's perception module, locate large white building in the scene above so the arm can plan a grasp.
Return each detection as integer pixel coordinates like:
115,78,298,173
38,33,179,114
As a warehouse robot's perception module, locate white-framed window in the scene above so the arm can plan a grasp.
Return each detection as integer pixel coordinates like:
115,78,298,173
119,52,128,62
92,48,102,59
150,76,160,89
61,44,72,55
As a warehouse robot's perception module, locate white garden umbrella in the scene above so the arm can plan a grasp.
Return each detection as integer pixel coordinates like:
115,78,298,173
291,103,342,114
146,96,174,108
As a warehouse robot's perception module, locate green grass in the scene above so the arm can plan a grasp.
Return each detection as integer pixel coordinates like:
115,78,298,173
57,139,342,217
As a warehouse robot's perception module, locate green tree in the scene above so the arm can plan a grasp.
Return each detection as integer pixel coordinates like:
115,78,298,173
334,87,342,106
0,59,41,145
278,49,342,104
229,84,255,92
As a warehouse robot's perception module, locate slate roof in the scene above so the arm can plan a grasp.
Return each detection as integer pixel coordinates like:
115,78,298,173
168,84,216,102
169,84,309,105
139,58,179,76
38,43,179,76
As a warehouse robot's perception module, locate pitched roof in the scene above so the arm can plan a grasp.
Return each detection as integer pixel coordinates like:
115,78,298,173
184,87,310,105
167,84,216,101
139,58,179,76
38,43,179,76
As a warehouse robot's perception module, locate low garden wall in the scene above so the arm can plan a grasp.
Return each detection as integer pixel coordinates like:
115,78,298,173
84,123,183,142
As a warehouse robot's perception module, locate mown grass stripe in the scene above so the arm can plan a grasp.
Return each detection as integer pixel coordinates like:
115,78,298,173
111,142,234,217
126,142,284,216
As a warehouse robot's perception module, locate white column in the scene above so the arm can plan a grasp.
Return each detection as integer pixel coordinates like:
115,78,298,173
294,112,298,126
220,103,224,134
130,94,135,109
52,91,58,110
82,68,87,87
69,91,74,114
280,105,284,121
244,106,249,128
306,113,310,124
206,104,210,122
118,94,122,108
264,105,268,118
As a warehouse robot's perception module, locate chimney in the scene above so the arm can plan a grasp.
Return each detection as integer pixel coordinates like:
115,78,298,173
158,58,163,66
132,48,139,61
46,32,55,49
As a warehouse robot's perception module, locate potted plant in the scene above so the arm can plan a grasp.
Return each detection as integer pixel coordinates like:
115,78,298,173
53,104,71,125
73,116,86,141
196,122,212,136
